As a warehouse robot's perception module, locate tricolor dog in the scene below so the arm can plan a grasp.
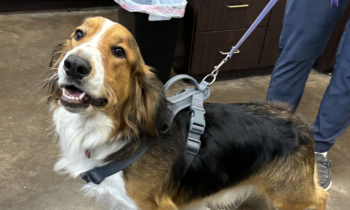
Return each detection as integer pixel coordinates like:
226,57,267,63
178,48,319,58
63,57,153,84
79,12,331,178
44,17,327,210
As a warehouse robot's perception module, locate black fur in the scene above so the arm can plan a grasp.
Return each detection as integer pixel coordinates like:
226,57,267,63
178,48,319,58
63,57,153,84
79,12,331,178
103,89,314,206
178,103,313,201
140,100,314,203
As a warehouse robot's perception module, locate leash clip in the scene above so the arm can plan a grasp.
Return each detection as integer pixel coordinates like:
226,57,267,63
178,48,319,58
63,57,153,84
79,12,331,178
202,57,229,85
201,0,279,85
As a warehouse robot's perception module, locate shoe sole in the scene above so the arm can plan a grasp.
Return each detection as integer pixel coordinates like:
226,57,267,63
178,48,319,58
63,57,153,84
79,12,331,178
324,181,332,191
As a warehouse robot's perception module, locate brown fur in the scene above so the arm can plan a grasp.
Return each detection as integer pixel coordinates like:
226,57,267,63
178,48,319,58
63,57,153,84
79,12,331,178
123,140,180,210
261,149,328,210
45,17,328,210
44,17,161,140
98,23,162,139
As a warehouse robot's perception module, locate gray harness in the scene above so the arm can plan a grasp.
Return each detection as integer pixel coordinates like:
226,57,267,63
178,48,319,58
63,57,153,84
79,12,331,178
162,75,210,176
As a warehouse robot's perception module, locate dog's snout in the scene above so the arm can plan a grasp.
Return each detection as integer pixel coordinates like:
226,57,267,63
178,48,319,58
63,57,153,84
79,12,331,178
64,55,92,80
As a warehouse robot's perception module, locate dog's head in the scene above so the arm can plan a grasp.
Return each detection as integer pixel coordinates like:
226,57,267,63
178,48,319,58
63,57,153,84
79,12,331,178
45,17,162,139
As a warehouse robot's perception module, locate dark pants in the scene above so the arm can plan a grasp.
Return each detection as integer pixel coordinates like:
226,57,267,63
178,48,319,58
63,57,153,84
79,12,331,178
267,0,350,152
134,13,180,84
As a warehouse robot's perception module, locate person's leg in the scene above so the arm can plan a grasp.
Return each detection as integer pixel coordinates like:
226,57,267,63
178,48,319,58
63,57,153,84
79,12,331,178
134,13,180,84
267,0,348,111
313,19,350,153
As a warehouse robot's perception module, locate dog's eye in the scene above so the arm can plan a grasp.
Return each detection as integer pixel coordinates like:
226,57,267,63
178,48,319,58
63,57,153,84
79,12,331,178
111,47,126,58
74,29,85,41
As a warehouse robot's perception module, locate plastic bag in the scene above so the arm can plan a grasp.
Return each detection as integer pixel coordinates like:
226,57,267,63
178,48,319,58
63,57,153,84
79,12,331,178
115,0,187,19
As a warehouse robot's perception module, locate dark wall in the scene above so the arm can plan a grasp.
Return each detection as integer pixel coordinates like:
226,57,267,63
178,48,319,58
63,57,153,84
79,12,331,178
0,0,117,12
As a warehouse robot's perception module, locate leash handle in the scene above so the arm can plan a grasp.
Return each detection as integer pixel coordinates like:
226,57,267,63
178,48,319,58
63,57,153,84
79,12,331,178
202,0,279,85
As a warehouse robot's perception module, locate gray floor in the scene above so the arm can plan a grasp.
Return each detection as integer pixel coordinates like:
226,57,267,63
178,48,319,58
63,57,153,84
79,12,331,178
0,8,349,210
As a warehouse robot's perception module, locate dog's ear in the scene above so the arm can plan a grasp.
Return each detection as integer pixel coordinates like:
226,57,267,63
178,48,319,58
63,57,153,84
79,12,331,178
121,60,163,139
42,41,70,104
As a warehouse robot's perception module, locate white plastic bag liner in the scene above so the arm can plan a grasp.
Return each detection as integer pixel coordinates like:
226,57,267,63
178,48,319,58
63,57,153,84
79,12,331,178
115,0,187,18
148,15,171,21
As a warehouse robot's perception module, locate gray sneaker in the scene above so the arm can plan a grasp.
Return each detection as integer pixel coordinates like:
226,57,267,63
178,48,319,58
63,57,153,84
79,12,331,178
315,153,332,191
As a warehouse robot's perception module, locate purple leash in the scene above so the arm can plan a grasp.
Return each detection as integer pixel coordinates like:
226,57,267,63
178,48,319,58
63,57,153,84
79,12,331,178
228,0,279,58
331,0,339,7
203,0,279,85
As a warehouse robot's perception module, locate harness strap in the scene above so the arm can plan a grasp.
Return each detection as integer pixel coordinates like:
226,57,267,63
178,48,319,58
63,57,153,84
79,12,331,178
80,144,150,184
163,75,210,132
163,74,205,93
162,74,209,177
183,91,206,176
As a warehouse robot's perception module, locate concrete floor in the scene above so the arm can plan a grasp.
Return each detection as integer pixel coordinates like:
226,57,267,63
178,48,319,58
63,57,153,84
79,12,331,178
0,8,349,210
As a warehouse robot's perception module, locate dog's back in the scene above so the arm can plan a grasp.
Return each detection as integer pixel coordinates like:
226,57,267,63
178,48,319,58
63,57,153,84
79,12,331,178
180,102,327,210
124,102,328,210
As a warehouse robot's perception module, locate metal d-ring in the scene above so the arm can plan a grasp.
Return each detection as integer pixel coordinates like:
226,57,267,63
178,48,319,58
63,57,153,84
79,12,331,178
202,74,217,86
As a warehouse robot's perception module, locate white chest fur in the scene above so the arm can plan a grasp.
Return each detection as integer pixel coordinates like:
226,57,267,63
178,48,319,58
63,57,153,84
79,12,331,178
53,107,138,210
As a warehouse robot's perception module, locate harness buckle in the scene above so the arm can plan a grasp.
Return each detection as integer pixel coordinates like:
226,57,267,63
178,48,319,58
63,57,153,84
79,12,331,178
189,106,206,135
80,169,104,184
185,136,201,156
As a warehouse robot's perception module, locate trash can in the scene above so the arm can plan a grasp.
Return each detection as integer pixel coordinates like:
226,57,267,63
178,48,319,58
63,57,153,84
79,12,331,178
116,0,187,84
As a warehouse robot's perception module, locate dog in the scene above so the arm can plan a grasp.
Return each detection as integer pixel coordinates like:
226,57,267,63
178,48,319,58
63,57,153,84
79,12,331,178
44,17,328,210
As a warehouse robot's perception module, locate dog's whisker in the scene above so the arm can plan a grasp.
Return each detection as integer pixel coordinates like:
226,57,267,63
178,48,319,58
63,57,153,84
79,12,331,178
42,77,58,95
37,74,58,86
104,81,117,102
40,68,59,77
36,74,58,92
103,82,119,113
37,61,54,69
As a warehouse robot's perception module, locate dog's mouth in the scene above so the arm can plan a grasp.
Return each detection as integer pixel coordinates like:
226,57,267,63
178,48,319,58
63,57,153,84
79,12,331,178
60,85,108,110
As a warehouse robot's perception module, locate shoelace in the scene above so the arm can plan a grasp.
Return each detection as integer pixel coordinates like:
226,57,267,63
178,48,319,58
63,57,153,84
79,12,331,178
319,159,332,167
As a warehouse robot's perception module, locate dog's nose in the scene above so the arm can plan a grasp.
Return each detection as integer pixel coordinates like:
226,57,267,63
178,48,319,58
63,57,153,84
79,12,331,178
64,55,92,80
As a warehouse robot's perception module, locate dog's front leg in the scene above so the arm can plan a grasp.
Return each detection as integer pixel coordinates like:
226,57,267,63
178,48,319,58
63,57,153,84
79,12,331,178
155,197,178,210
135,196,178,210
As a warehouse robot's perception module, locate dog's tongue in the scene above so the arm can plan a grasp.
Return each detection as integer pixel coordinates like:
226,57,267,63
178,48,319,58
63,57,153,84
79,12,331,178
66,87,84,97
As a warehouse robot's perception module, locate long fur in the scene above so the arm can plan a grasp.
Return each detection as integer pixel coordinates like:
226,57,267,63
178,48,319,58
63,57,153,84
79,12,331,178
43,41,70,103
45,17,328,210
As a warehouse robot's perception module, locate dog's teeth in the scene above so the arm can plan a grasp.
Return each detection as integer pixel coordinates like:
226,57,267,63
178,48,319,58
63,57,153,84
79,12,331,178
79,92,86,100
64,90,69,97
61,88,86,101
